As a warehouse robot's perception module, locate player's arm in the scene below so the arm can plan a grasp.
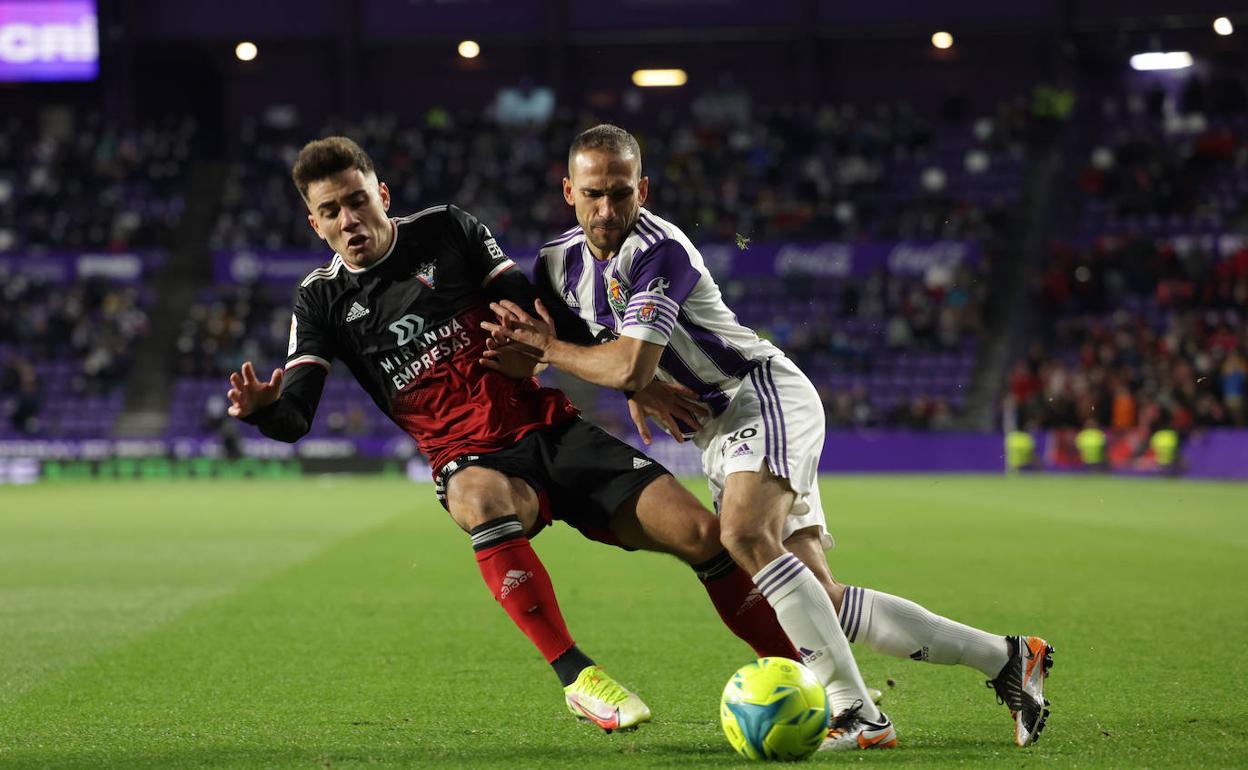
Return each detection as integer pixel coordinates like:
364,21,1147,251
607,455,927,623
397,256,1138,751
551,320,663,391
229,360,327,441
481,270,549,373
486,238,702,392
480,252,604,375
444,204,560,377
484,299,708,442
229,292,332,441
465,222,595,345
485,298,663,392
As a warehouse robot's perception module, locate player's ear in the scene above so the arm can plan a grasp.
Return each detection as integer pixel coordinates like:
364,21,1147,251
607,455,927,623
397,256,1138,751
638,176,649,205
378,181,391,211
307,212,326,241
562,177,575,206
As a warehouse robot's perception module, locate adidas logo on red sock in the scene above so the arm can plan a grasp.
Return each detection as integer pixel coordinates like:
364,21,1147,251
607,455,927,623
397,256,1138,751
500,569,533,599
736,588,764,616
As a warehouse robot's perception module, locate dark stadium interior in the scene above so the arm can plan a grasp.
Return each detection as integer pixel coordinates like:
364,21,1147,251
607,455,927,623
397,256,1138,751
3,0,1247,477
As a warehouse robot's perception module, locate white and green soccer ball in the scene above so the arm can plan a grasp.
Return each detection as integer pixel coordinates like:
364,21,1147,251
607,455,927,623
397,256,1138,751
720,657,829,761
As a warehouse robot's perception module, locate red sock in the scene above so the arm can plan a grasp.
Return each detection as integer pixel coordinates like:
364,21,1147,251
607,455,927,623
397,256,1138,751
701,561,799,659
475,537,575,663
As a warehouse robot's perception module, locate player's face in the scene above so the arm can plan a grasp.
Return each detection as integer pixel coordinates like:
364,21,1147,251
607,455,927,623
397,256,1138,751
564,149,649,260
305,168,393,268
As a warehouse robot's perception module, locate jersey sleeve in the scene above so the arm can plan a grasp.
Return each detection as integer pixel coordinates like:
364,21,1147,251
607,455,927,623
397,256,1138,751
242,286,334,441
449,204,516,287
285,288,335,372
619,239,702,346
242,362,327,442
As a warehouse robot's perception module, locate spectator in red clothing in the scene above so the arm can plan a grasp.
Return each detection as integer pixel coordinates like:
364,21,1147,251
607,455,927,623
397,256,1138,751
1008,361,1040,404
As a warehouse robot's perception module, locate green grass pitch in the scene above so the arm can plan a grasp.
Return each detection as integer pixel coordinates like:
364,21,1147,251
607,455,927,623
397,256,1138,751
1,475,1245,768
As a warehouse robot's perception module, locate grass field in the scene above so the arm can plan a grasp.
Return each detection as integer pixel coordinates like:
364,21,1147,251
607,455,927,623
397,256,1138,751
1,474,1246,768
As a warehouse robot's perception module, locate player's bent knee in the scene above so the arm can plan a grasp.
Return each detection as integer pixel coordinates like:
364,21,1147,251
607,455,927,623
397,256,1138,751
681,508,723,564
445,466,537,532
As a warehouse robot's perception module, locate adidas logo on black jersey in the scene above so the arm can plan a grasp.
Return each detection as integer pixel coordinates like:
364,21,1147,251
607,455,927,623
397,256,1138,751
345,301,370,322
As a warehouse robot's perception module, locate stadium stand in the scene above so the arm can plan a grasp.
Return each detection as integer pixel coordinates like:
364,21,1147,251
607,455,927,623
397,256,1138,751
1008,234,1247,433
210,101,1022,252
0,275,149,438
168,282,402,443
24,73,1248,447
1006,79,1248,435
193,98,1018,437
0,114,196,253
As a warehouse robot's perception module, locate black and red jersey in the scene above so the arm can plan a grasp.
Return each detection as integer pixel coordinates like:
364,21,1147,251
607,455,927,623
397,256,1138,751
246,204,578,474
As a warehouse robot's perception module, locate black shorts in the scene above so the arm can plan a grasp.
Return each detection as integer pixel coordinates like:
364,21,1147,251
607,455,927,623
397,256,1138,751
435,418,669,545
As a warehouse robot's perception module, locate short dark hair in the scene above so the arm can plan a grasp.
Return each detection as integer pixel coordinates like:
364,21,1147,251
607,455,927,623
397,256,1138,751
568,124,642,174
291,136,375,201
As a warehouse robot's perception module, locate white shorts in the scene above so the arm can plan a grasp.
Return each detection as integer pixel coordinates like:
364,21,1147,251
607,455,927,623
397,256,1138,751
694,355,832,549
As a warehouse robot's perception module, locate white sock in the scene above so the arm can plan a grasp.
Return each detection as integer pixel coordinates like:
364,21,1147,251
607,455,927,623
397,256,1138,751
754,554,882,720
840,586,1009,678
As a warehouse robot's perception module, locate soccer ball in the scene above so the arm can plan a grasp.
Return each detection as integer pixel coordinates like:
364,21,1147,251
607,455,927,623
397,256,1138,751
720,657,829,761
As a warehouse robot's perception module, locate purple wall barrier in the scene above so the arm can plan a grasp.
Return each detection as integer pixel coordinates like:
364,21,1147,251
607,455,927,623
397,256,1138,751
818,431,1004,473
694,240,979,280
0,432,1008,472
0,251,161,283
2,430,1246,480
1180,431,1248,481
635,429,1248,479
213,250,325,286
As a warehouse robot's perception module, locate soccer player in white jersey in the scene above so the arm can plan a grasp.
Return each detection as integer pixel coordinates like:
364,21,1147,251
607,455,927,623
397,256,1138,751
482,124,1053,750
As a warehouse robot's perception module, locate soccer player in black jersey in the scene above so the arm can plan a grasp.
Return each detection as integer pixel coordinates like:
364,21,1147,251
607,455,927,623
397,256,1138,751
224,136,795,732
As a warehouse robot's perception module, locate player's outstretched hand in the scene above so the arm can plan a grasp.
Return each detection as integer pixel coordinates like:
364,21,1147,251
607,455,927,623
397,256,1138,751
481,300,557,359
627,380,709,444
226,361,283,419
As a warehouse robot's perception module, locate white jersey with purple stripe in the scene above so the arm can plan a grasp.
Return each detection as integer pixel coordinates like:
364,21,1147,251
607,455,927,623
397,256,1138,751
539,211,831,547
536,208,782,419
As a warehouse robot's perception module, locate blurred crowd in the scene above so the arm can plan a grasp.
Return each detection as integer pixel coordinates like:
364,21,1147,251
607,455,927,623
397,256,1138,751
720,260,988,431
749,265,988,359
211,91,1025,251
1,86,1018,436
0,275,149,434
0,114,196,253
1009,77,1248,435
200,91,1019,433
174,284,289,377
18,73,1248,441
824,386,961,432
1008,236,1248,432
172,283,384,439
1076,73,1248,235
